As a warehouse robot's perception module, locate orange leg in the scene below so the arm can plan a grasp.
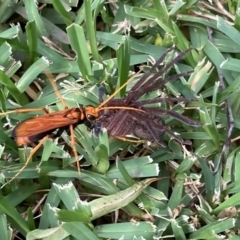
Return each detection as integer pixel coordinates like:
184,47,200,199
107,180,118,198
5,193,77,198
69,124,80,176
3,135,50,187
1,71,66,117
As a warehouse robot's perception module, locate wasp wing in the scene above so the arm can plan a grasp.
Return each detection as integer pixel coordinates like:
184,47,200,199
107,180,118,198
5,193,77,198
12,109,83,138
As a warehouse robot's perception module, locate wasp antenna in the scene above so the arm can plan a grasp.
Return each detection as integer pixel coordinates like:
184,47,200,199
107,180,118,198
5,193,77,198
6,135,49,185
97,69,142,109
100,106,145,113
